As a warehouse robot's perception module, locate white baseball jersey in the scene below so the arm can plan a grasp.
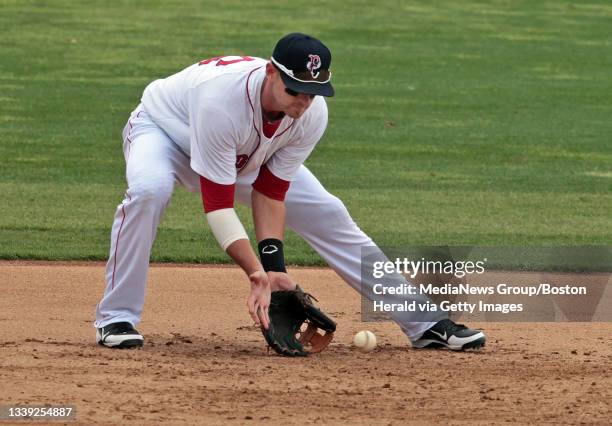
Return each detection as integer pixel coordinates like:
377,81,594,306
141,56,328,185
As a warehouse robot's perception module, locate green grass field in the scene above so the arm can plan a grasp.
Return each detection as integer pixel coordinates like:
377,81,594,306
1,0,611,264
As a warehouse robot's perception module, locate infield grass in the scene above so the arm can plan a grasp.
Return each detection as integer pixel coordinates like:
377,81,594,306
1,0,611,264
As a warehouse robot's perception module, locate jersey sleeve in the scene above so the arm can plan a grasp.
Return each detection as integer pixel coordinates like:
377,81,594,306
188,86,239,185
200,176,235,213
266,99,328,181
252,164,291,201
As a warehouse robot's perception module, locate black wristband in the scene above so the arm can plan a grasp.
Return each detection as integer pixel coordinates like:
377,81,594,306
258,238,287,272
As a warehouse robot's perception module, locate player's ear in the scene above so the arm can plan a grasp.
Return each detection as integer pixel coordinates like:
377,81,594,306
266,62,278,79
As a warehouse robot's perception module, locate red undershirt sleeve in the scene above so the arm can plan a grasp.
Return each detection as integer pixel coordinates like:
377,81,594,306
200,176,235,213
252,164,291,201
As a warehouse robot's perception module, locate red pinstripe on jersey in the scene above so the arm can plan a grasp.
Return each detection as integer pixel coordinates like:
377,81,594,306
243,67,295,170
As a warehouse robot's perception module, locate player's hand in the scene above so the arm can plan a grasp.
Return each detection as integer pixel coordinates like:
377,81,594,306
267,271,297,291
247,270,271,329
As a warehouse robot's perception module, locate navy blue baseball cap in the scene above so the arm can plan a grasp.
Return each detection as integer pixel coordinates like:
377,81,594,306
271,33,334,97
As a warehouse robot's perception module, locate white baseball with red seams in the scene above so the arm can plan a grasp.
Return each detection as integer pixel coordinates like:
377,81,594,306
353,330,377,352
93,56,440,343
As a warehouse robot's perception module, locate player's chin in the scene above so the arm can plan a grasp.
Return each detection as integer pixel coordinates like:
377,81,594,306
286,107,307,119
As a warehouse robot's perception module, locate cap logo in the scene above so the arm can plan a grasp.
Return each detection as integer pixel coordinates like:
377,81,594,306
271,56,331,84
307,54,321,79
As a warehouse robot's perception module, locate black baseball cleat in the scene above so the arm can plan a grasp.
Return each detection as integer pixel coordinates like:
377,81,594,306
413,319,485,351
96,322,144,349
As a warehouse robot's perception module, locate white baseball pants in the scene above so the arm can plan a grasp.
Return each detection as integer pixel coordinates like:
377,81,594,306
94,105,441,342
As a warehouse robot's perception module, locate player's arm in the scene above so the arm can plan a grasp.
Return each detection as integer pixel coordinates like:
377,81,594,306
199,177,270,329
252,164,288,241
188,93,270,329
252,180,286,241
253,98,329,290
199,177,261,273
250,165,296,291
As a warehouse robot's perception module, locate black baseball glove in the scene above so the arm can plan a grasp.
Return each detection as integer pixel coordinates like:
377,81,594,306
262,287,336,357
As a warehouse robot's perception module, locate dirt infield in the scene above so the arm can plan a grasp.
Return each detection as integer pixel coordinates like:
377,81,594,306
1,262,611,425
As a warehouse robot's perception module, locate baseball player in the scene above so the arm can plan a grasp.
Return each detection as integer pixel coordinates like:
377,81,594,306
94,33,486,353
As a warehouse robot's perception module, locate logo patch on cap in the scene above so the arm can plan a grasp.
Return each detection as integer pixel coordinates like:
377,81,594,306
307,54,321,79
